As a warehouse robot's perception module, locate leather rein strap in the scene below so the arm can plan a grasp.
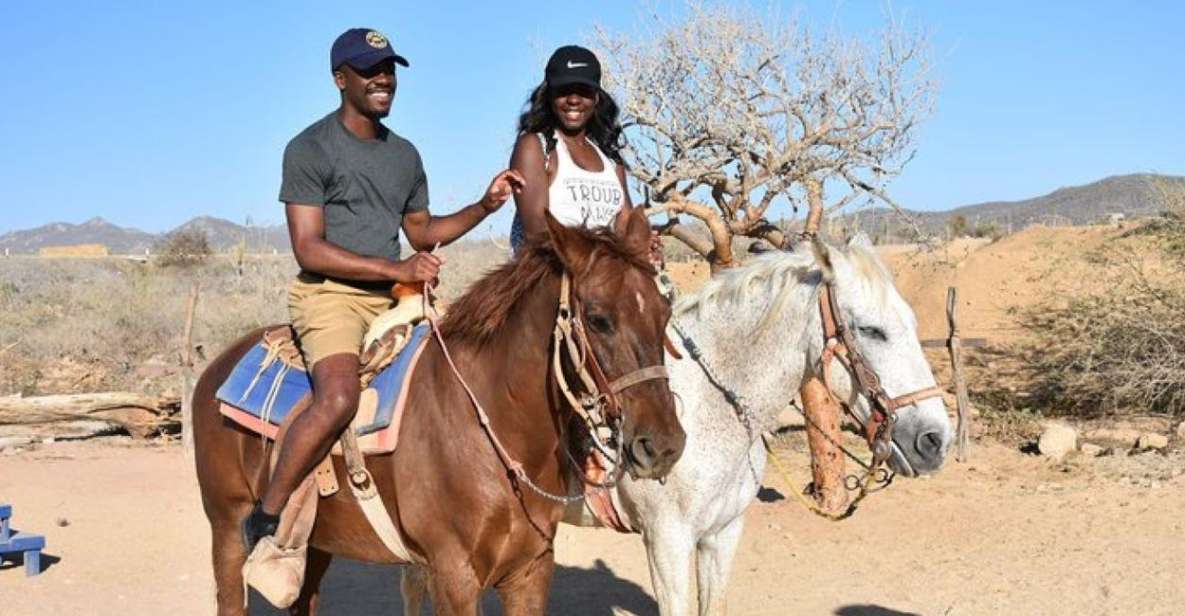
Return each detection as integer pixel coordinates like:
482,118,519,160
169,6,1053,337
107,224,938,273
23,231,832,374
817,283,944,466
432,272,668,502
552,273,670,430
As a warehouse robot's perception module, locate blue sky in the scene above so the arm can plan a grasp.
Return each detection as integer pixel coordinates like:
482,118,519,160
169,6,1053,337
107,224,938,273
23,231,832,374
1,1,1182,234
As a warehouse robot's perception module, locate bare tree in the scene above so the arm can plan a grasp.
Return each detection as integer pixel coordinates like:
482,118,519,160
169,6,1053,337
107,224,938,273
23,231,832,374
595,2,935,266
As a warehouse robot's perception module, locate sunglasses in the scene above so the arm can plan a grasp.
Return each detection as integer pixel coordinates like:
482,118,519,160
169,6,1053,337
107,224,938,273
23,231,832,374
346,59,396,79
550,83,599,99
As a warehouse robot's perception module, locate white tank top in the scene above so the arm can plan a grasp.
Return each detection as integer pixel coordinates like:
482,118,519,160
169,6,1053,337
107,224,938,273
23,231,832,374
510,132,624,248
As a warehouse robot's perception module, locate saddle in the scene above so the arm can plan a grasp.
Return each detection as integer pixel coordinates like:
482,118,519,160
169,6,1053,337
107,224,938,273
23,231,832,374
221,288,430,608
216,321,430,455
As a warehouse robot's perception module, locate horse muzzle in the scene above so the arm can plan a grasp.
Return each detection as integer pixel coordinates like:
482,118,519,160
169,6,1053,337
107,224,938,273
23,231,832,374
625,429,686,480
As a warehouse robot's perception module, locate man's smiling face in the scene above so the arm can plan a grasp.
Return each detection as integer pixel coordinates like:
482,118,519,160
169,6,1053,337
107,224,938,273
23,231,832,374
336,58,396,119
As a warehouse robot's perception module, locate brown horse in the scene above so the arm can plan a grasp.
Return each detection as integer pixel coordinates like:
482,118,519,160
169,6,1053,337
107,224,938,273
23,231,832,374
192,209,686,615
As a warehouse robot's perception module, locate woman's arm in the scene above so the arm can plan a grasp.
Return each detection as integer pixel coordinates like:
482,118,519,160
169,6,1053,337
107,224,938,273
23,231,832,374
509,133,555,241
612,161,635,236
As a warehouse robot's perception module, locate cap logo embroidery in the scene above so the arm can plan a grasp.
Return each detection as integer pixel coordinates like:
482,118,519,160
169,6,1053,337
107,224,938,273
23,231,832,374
566,61,589,69
365,31,388,48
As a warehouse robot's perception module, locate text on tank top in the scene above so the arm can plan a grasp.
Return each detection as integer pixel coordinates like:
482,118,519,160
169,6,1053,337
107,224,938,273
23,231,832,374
547,133,624,229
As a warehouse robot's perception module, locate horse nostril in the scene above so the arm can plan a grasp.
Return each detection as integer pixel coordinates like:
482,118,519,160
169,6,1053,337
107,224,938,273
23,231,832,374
630,436,659,469
916,430,944,460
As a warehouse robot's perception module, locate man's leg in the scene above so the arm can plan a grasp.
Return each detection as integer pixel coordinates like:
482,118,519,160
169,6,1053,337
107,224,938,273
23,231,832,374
243,353,360,547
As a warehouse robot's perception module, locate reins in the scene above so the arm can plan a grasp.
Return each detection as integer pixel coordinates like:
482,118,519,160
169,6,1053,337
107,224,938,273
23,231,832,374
424,270,669,504
670,266,943,520
817,283,945,469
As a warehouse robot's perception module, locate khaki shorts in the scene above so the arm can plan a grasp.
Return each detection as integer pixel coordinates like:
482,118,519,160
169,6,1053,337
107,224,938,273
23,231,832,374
288,273,395,370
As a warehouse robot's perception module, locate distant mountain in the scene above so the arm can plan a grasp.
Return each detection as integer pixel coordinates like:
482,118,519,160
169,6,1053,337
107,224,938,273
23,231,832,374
0,217,158,254
4,173,1182,253
0,216,289,255
169,216,290,252
844,173,1185,239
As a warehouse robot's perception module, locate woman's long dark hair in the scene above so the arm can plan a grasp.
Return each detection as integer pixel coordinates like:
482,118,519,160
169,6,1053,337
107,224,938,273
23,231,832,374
516,80,625,164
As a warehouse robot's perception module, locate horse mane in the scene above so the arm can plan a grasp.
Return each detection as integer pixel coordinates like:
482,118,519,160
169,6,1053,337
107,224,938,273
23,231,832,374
674,243,898,336
440,226,654,346
675,250,815,319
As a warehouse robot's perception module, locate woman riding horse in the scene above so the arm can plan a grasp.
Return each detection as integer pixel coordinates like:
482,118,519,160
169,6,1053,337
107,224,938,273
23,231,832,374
509,45,635,251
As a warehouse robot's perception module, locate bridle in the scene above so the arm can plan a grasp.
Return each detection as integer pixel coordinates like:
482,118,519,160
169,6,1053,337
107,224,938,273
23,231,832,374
428,271,670,503
816,280,945,471
669,247,945,519
552,273,671,445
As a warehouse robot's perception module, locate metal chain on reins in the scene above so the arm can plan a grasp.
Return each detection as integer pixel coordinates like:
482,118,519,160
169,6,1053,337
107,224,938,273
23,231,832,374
666,298,891,521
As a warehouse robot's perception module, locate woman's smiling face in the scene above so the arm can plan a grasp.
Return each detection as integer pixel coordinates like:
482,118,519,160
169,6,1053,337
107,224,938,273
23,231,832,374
550,83,598,132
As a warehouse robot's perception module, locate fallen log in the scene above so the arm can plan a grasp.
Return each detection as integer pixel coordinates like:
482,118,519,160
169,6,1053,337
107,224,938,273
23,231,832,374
0,420,121,443
0,392,180,438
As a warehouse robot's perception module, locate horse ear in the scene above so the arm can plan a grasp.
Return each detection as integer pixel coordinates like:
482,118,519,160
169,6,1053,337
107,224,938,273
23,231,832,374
546,211,594,272
848,231,873,250
620,207,651,259
811,236,836,283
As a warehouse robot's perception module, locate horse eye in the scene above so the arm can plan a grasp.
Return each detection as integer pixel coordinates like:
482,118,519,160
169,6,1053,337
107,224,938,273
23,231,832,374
857,326,888,342
585,312,614,334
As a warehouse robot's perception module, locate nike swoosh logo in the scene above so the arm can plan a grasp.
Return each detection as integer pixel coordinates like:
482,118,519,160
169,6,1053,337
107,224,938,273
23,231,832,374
566,61,588,69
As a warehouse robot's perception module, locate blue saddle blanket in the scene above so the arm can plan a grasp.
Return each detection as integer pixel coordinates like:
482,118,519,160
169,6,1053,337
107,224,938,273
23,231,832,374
216,322,431,436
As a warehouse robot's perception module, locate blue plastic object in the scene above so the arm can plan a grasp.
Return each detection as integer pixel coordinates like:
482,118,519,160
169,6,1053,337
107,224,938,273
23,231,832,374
0,503,46,576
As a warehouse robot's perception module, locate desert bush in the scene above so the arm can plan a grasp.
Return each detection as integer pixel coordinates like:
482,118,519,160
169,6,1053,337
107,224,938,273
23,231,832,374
948,215,969,238
1011,185,1185,418
155,229,212,267
0,255,294,395
0,240,514,396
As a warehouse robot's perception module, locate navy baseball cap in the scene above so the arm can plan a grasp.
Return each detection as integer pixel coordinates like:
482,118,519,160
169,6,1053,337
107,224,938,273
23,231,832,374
331,28,408,72
545,45,601,90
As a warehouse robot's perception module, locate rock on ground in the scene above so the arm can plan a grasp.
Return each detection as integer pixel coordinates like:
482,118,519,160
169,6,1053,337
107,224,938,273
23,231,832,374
1085,428,1141,447
1137,433,1169,451
1038,423,1077,460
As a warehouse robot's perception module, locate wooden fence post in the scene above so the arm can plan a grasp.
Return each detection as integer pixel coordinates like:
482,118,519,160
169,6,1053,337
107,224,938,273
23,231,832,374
180,282,200,451
946,287,971,462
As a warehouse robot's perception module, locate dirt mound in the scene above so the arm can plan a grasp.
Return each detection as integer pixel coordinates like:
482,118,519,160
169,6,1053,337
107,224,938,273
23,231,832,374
882,225,1125,342
668,226,1129,345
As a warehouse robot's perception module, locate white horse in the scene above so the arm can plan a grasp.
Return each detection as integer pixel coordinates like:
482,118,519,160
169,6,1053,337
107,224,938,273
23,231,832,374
608,235,954,615
401,235,954,615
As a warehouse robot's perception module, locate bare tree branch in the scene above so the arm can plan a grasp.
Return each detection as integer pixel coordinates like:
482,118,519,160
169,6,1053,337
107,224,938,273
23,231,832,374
595,3,935,263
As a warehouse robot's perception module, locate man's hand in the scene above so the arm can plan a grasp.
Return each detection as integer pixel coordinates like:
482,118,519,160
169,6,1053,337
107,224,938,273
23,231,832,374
389,251,443,284
479,169,527,213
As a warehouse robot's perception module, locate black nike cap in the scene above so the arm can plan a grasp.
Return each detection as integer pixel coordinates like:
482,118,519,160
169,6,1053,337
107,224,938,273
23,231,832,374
545,45,601,90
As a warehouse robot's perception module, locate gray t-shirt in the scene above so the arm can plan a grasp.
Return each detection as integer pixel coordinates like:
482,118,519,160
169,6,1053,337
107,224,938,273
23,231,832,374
279,111,428,262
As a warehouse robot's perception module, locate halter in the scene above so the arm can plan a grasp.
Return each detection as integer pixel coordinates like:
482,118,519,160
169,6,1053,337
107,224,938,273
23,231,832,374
429,271,670,503
553,274,670,419
816,282,945,469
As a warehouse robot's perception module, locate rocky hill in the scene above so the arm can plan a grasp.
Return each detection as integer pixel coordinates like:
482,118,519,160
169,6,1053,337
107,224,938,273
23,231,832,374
0,216,289,255
845,173,1185,239
3,173,1182,253
0,217,158,255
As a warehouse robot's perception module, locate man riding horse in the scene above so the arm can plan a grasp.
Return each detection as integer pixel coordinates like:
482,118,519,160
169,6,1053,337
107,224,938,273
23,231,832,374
240,27,525,554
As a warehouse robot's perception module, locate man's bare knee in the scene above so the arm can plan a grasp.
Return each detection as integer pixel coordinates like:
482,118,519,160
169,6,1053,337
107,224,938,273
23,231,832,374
311,354,361,430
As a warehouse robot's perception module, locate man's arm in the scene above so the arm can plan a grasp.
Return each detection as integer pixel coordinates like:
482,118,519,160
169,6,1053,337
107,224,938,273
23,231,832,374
287,203,440,282
402,169,525,251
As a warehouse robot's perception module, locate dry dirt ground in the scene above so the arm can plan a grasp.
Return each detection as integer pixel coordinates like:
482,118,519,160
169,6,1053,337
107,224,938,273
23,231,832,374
1,437,1182,615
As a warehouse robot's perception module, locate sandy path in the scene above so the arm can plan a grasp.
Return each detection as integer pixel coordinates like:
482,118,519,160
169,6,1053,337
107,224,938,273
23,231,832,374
1,438,1181,615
